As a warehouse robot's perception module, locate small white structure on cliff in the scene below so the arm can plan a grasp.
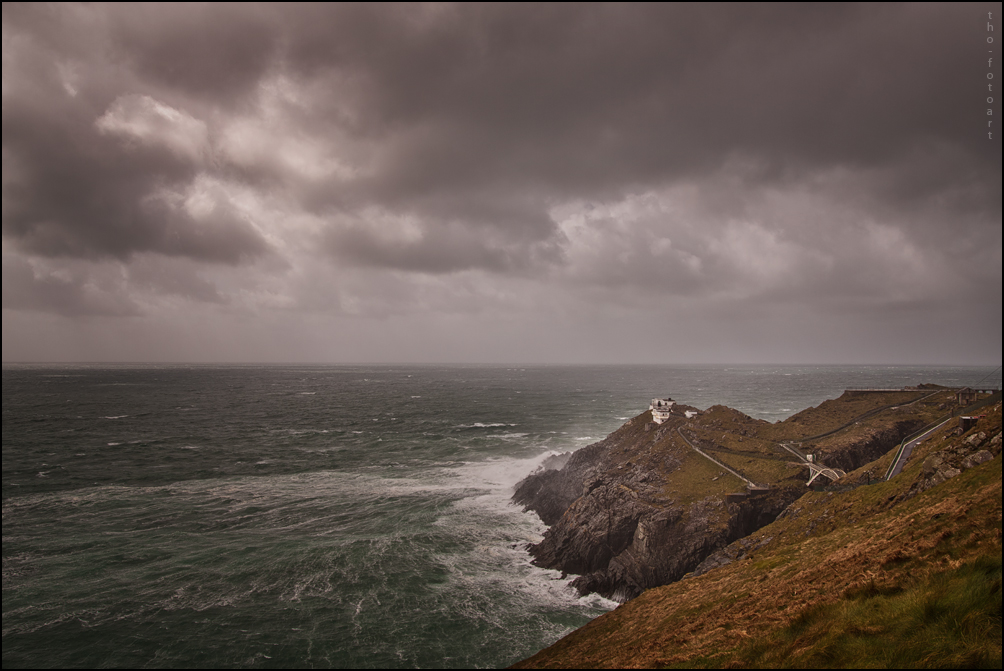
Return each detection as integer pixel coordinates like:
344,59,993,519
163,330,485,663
649,397,675,424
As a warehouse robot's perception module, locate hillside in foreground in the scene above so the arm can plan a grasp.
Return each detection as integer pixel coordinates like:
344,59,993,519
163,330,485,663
513,397,1002,668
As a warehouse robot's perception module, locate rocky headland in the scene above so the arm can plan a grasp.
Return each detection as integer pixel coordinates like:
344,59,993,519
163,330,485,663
512,387,1002,668
513,386,970,601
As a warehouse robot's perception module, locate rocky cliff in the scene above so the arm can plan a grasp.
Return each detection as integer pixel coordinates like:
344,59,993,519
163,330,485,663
513,389,956,600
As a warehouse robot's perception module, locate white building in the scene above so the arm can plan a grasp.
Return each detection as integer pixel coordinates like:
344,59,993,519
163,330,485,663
649,397,675,424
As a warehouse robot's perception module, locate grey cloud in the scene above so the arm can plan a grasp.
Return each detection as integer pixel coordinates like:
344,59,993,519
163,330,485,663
3,6,271,264
273,3,999,277
1,0,999,369
123,256,224,305
280,4,996,185
4,3,999,277
2,3,277,104
329,218,562,275
328,191,566,274
2,72,270,263
2,250,230,319
108,4,278,102
2,255,140,317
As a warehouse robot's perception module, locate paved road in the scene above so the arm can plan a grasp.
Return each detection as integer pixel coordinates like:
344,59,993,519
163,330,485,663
885,417,954,480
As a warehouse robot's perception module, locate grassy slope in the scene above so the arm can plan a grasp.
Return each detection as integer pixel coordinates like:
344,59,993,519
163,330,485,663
514,402,1002,669
721,553,1001,668
682,390,957,488
756,390,932,442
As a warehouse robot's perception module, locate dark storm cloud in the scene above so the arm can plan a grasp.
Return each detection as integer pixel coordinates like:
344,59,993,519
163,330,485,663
278,3,996,195
5,3,998,274
2,4,272,264
2,88,269,263
107,4,278,102
2,0,1000,370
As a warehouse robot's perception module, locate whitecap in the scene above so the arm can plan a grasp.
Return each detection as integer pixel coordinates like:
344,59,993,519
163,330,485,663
455,422,516,429
578,592,620,609
492,432,529,441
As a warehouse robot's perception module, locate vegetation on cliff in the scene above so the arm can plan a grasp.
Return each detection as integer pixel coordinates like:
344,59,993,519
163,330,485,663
513,395,1002,669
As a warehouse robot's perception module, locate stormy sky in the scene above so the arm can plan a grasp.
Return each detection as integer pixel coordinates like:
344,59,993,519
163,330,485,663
3,3,1001,364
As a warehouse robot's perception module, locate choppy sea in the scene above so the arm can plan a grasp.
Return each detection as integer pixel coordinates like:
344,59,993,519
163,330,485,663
2,364,994,668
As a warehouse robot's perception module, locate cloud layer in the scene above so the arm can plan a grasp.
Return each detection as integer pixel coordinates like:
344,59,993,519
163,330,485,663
2,3,1000,363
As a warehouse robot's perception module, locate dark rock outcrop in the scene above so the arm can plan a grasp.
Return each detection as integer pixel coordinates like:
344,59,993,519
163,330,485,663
906,428,1001,499
551,484,799,600
512,443,605,526
514,411,805,601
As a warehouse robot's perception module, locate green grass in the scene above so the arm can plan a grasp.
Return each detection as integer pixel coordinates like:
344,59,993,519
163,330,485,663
723,554,1002,669
659,444,748,505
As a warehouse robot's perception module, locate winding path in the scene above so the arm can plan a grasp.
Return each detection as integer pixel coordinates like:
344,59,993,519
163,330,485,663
773,389,943,485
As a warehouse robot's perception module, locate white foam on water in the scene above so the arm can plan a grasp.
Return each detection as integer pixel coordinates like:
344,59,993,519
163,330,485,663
578,591,621,610
422,450,617,628
447,449,567,493
455,422,517,429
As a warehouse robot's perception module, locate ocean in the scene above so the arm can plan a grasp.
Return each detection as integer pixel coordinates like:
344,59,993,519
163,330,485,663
2,364,993,668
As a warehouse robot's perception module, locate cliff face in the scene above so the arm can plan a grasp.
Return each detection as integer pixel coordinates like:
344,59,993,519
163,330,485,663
550,487,797,600
513,389,956,601
814,419,925,473
513,407,805,600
